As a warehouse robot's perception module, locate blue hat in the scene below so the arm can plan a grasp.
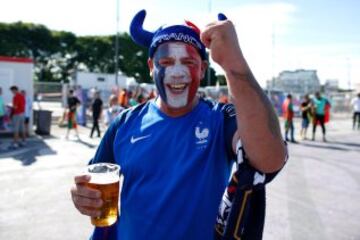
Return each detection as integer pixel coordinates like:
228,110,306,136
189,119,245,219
130,10,207,60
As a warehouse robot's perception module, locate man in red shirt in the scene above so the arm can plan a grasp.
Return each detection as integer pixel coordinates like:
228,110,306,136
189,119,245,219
10,85,26,149
282,94,297,143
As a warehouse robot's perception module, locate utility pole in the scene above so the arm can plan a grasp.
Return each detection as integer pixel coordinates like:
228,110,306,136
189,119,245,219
207,0,212,86
347,57,351,90
115,0,120,86
268,22,276,99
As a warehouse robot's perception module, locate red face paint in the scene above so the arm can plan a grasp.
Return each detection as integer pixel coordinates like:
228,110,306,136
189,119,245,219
184,44,202,106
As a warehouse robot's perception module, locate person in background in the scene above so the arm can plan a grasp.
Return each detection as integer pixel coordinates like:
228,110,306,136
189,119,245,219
90,91,103,138
21,90,32,137
65,89,81,140
300,94,312,140
218,92,229,103
9,86,26,149
148,89,156,100
0,87,5,130
118,88,128,108
282,94,296,143
311,91,330,142
127,91,138,107
351,93,360,130
104,94,124,127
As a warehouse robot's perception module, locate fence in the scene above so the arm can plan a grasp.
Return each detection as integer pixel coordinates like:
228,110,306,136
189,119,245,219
34,81,63,102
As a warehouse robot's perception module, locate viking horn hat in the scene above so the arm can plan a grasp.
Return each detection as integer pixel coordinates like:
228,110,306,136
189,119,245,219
129,10,227,60
129,10,154,48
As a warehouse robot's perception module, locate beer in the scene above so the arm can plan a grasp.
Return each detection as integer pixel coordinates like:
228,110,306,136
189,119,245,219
87,163,120,227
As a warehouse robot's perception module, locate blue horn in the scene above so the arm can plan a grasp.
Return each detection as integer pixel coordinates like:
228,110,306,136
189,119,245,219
218,13,227,21
130,10,154,48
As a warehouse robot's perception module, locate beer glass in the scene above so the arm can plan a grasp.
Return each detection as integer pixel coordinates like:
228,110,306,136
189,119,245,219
87,163,120,227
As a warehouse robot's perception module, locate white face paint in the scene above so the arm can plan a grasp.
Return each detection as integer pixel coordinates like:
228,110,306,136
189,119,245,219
163,43,192,108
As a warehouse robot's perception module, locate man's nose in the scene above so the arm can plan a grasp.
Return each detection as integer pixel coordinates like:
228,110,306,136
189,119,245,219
169,66,186,79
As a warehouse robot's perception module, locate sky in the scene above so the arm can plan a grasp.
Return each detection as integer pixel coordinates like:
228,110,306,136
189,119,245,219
1,0,359,89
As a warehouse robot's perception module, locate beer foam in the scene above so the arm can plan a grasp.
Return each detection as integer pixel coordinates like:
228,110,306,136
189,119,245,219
89,173,119,184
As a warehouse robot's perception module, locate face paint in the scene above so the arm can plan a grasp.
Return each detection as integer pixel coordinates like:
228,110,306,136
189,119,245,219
153,45,168,104
152,42,202,109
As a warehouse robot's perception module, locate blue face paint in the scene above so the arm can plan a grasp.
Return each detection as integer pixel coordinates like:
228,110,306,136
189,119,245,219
153,45,169,104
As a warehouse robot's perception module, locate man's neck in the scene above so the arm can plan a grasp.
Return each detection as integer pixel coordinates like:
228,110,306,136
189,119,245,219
156,97,199,118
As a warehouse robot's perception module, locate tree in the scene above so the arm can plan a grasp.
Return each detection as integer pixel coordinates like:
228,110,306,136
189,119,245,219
0,21,207,85
117,33,150,83
217,74,227,86
201,66,217,87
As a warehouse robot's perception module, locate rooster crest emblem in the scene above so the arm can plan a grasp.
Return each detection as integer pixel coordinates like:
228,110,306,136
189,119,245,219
195,126,209,145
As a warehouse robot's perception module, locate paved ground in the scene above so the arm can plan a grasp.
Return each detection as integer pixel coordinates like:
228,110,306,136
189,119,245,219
264,127,360,240
0,114,359,240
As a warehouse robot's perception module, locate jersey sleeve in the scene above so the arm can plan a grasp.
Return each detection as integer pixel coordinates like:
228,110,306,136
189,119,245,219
235,139,288,184
89,115,125,240
220,103,237,159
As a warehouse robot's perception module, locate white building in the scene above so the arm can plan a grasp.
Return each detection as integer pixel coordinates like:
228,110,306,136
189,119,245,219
269,69,321,96
72,71,129,90
0,56,34,133
67,71,138,107
324,79,339,90
0,56,34,106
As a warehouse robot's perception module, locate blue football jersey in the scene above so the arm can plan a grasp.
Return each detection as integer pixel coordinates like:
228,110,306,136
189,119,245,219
90,98,237,240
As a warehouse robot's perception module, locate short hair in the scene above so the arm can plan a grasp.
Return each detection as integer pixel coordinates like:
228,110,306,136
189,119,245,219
287,94,292,98
108,94,117,105
69,89,74,94
10,86,18,91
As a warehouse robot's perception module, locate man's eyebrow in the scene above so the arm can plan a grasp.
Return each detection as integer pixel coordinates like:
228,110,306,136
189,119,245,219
158,57,174,61
181,56,197,61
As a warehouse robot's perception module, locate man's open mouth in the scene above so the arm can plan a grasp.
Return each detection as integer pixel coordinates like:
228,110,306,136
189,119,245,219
167,83,188,94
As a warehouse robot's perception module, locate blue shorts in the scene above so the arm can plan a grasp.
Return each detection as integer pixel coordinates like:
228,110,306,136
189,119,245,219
12,113,25,133
302,118,309,128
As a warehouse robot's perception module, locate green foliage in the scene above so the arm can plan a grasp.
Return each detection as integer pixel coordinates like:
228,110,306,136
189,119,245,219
217,74,227,86
201,66,217,87
0,22,215,85
117,33,151,83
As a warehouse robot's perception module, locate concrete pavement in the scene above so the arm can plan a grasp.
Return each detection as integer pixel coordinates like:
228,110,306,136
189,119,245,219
0,125,101,240
0,116,359,240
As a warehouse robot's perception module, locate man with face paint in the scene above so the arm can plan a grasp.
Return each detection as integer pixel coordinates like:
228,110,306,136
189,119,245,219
150,42,206,112
71,10,287,240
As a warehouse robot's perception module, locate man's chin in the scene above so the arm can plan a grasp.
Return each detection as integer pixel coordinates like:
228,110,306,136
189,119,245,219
166,100,187,109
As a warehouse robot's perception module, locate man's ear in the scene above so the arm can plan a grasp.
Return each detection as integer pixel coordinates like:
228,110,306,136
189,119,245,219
147,58,154,78
200,61,209,79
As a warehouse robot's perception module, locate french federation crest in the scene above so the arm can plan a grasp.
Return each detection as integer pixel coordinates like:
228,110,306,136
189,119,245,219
195,122,209,145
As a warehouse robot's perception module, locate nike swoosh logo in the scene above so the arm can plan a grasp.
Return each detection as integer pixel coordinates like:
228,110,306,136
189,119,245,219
130,134,151,144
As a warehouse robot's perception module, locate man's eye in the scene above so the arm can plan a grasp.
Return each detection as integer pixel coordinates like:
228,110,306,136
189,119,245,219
159,59,173,66
182,60,196,66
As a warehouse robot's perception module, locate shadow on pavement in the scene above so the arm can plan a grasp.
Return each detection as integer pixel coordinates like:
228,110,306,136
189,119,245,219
65,138,97,149
300,142,350,152
0,139,57,166
326,140,360,149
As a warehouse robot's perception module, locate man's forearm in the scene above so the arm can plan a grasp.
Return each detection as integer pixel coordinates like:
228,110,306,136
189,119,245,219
226,64,286,173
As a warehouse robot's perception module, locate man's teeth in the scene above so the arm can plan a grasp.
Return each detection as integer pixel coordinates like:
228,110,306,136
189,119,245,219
170,84,186,89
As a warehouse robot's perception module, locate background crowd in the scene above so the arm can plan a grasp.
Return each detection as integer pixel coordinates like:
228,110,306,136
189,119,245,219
1,84,359,147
